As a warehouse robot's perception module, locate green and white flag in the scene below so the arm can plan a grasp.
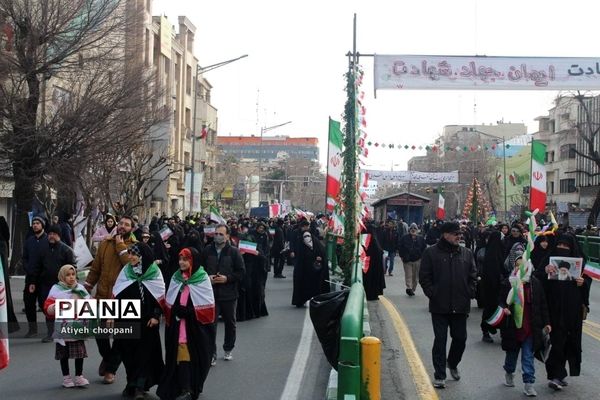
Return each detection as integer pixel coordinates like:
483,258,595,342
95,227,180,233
209,206,226,224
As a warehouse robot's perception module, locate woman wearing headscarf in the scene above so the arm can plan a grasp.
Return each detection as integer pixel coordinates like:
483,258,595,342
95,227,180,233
148,231,170,281
113,242,165,399
363,221,386,301
157,247,215,400
535,234,592,391
291,229,327,307
480,230,504,343
530,235,553,272
92,214,117,243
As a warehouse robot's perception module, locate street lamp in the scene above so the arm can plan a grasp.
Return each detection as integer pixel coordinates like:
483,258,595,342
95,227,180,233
190,54,248,214
258,121,292,204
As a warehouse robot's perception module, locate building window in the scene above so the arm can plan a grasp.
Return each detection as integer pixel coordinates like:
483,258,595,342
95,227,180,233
186,65,192,94
546,151,555,162
548,181,554,194
184,151,190,169
559,178,576,193
560,144,576,160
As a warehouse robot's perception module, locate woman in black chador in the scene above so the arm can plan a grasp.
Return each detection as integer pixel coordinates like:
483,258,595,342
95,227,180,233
291,230,328,307
113,242,166,399
157,247,215,400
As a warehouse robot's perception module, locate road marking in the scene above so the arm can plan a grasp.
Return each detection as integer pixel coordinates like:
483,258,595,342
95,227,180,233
585,319,600,330
380,296,439,400
279,307,314,400
583,324,600,342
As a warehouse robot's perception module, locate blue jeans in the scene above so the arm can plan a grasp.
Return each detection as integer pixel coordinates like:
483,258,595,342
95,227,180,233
504,336,535,383
385,251,395,273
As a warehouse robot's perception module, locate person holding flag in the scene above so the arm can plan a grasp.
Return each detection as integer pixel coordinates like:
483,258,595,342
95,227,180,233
499,251,551,397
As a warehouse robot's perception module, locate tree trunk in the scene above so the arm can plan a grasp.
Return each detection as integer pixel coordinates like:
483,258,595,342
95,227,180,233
9,169,36,275
587,188,600,226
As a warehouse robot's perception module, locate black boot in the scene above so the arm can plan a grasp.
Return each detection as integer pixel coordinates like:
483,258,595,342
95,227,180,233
24,322,37,338
41,320,54,342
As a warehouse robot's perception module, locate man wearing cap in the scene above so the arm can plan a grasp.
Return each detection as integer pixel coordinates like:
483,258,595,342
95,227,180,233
419,221,478,389
28,224,76,342
22,216,49,338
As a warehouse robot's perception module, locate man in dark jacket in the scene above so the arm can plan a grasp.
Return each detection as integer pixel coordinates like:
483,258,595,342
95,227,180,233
398,224,426,296
381,221,399,276
419,222,477,389
29,224,76,342
22,216,49,338
200,224,245,365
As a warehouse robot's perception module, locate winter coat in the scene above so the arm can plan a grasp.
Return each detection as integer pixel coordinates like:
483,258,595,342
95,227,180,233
29,241,76,287
397,234,426,262
380,228,398,252
86,234,136,299
419,237,478,314
22,232,48,275
200,243,245,302
499,275,550,359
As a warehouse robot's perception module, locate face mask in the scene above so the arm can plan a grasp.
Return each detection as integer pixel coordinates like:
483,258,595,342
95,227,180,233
303,235,312,245
459,241,466,247
555,248,571,256
214,235,226,245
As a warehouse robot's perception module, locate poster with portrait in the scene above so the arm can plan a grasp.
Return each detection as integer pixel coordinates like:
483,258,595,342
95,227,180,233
548,256,583,281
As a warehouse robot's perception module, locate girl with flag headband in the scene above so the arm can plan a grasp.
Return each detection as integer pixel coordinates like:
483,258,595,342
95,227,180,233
157,247,215,400
112,242,166,399
496,212,551,396
43,264,91,388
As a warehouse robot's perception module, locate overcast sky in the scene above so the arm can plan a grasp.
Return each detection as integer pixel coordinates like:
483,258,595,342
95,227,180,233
153,0,600,171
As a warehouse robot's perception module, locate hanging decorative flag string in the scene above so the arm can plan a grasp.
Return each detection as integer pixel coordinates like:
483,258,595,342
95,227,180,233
364,141,513,152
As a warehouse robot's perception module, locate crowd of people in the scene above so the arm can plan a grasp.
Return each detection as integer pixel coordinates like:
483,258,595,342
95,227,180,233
0,212,332,399
360,215,594,397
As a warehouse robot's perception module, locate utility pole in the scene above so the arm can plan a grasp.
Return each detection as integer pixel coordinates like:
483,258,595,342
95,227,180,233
190,54,248,214
258,121,292,205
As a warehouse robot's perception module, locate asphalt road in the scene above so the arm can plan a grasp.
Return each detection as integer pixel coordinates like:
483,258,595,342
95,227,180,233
371,256,600,400
0,264,330,400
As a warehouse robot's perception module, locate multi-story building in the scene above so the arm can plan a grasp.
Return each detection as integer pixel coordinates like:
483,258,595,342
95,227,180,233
217,135,319,162
146,12,218,217
532,97,579,215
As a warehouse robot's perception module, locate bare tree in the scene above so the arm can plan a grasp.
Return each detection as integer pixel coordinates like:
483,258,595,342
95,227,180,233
0,1,168,271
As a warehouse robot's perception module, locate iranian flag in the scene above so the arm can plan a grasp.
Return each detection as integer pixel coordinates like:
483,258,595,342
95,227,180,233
584,263,600,281
485,306,507,328
326,118,343,212
530,140,547,213
436,194,445,220
209,205,226,224
0,257,9,370
238,240,258,255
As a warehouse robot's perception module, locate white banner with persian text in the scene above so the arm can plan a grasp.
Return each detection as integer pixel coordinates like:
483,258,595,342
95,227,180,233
363,170,459,183
374,55,600,90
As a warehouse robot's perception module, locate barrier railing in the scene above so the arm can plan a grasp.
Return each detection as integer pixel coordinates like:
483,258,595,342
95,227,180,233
577,235,600,268
337,243,365,400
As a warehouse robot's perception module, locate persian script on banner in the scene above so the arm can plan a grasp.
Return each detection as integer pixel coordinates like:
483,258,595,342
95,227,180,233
363,169,459,183
374,55,600,91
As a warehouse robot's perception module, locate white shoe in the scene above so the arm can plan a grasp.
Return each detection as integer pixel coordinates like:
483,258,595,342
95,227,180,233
224,351,233,361
62,375,75,388
504,372,515,387
74,375,89,387
210,355,217,366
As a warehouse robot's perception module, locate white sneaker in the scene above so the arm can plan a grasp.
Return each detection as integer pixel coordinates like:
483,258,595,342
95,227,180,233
74,375,89,387
224,351,233,361
523,383,537,397
210,355,217,366
62,375,75,388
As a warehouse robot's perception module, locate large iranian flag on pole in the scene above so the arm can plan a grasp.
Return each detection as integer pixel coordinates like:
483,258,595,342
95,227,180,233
530,140,547,212
326,118,343,212
436,193,446,220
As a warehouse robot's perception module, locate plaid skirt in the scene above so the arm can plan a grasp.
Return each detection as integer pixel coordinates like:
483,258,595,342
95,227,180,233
55,341,88,360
